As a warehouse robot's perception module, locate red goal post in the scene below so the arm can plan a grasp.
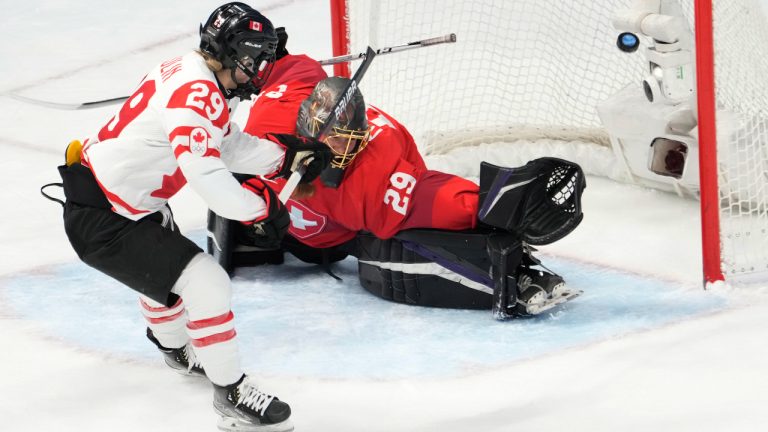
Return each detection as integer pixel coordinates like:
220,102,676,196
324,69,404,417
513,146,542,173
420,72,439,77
329,0,351,79
693,0,722,284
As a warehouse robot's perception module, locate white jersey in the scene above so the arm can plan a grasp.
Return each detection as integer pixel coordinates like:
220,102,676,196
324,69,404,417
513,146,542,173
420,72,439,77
81,52,284,222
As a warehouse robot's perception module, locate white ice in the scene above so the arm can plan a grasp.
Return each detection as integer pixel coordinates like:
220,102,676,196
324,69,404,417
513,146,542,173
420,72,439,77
1,1,768,432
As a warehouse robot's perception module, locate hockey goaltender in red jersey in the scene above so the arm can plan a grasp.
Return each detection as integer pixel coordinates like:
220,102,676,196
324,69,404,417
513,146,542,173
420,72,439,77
46,3,336,432
245,56,480,247
208,50,586,319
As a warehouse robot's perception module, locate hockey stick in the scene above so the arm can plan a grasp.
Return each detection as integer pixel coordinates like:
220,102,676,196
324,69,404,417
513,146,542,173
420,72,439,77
3,93,129,110
5,34,453,111
318,33,456,65
278,46,377,203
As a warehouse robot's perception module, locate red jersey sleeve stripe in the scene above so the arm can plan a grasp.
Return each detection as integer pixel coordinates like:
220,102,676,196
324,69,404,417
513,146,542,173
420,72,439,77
170,126,221,159
173,144,188,158
173,145,221,159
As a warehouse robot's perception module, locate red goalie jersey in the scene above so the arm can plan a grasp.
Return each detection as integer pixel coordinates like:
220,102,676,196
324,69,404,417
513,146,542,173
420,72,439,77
244,55,479,248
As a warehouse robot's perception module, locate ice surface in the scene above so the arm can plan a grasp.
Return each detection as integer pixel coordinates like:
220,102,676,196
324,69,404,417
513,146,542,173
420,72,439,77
2,234,726,381
2,1,768,432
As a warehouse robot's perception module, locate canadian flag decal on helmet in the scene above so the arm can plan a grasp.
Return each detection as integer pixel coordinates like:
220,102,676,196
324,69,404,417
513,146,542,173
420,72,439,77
249,21,262,31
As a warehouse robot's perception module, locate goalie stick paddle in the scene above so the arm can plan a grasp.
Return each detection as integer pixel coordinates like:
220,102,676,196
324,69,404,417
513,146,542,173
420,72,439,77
278,46,377,202
318,33,456,66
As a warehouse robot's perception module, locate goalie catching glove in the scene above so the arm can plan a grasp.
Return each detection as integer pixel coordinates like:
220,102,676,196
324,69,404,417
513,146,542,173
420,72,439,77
241,178,290,249
267,133,331,184
478,157,586,245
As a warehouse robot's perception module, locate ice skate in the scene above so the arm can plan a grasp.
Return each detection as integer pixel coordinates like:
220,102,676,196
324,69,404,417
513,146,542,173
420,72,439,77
146,328,206,377
518,267,567,298
515,267,582,315
213,375,293,432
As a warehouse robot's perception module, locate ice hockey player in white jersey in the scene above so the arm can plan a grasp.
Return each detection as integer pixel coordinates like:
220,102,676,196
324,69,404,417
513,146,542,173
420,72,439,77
53,3,328,431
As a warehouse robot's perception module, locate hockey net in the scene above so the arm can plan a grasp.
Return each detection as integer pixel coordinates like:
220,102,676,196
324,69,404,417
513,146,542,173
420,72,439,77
331,0,768,282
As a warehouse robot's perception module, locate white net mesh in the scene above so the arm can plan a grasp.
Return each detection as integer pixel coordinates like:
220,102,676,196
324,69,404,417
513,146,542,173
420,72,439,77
341,0,768,281
346,0,644,154
708,0,768,278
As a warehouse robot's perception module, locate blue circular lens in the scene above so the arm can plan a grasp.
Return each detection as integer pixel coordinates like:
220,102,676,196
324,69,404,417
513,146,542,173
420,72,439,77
621,33,638,47
617,32,640,53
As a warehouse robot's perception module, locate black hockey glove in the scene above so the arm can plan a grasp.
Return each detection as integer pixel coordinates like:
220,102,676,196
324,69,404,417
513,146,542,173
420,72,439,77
241,178,290,249
276,27,289,60
478,158,586,245
267,133,331,184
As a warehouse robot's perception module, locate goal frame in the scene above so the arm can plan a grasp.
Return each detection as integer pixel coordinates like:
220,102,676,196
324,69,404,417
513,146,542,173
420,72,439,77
330,0,729,285
692,0,723,284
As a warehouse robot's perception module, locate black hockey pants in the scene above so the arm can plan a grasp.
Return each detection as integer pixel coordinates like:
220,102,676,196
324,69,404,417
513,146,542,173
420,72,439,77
59,163,201,306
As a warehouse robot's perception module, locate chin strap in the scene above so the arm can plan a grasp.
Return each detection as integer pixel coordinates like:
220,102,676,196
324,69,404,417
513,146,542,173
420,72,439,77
229,69,241,98
227,67,264,101
212,72,234,100
212,68,254,101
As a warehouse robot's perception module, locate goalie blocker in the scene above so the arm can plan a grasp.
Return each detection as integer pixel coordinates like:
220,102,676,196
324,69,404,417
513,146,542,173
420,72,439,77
207,158,585,318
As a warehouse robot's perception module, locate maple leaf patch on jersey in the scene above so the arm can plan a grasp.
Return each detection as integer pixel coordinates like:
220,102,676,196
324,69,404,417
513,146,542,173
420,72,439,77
189,127,209,155
170,126,220,159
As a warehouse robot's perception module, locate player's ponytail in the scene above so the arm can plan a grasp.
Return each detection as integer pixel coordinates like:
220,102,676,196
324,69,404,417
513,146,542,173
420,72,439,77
292,183,315,200
195,49,224,72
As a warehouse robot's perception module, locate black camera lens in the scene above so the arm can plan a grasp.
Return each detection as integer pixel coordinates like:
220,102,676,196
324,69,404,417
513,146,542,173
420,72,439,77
643,79,654,102
617,32,640,53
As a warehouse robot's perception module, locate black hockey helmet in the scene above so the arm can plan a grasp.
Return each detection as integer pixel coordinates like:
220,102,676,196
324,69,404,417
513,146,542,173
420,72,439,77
200,2,278,99
297,77,369,187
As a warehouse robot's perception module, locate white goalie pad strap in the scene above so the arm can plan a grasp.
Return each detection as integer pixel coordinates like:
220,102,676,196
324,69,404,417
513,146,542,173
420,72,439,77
359,259,493,294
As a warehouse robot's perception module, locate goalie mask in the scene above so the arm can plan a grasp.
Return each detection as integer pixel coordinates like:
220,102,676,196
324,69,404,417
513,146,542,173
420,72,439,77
200,2,278,100
296,77,370,187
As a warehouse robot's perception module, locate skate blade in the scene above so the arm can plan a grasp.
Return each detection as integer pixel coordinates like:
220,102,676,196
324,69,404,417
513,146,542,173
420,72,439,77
170,367,207,378
217,416,294,432
165,361,206,378
524,289,582,315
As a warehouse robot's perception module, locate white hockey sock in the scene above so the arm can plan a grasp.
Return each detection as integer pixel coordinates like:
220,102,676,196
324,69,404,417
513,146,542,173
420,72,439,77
139,295,188,349
173,253,243,386
187,311,242,386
